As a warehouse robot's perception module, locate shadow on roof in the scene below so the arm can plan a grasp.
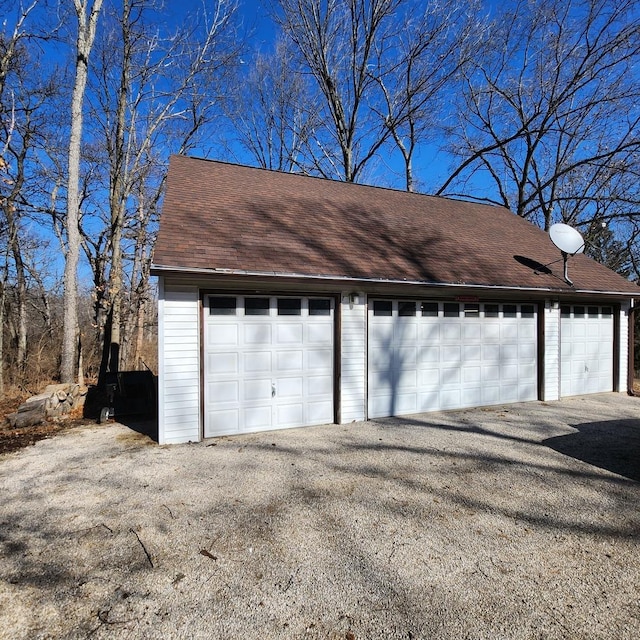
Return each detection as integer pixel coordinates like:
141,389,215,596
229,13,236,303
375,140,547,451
240,197,493,284
513,254,554,276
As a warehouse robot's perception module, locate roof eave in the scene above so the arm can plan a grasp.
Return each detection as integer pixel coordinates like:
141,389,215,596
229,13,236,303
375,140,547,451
151,264,636,298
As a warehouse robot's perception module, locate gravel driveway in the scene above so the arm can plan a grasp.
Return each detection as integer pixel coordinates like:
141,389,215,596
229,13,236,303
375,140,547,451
1,393,639,639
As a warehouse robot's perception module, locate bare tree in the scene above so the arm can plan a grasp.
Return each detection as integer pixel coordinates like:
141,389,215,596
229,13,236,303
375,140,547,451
2,114,29,373
227,39,319,172
438,0,640,242
0,0,59,392
0,1,40,96
369,0,485,191
61,0,104,384
0,158,8,397
1,86,57,375
271,0,402,182
85,0,240,375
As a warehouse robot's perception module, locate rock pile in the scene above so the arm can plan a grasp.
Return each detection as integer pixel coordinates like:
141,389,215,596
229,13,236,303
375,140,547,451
6,384,88,429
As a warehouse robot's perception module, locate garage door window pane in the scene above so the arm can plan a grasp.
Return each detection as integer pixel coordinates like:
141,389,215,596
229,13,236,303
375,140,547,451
373,300,392,316
421,302,438,317
278,298,302,315
503,304,517,318
309,299,331,315
573,306,585,318
484,304,499,317
444,303,459,317
245,298,270,315
209,297,236,315
561,305,571,317
399,301,416,316
464,304,479,317
521,305,534,318
602,307,612,316
587,306,599,317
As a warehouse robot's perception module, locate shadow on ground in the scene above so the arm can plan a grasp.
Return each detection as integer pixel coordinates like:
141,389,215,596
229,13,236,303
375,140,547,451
118,416,158,441
83,373,158,442
543,419,640,482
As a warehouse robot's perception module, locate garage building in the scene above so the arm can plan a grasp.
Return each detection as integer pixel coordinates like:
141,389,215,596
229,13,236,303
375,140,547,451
152,155,637,444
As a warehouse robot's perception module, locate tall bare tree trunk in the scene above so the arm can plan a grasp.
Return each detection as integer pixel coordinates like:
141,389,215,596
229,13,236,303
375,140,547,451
133,296,146,369
4,128,33,373
121,188,146,370
61,0,104,383
13,250,27,370
101,0,131,374
0,278,5,398
5,204,27,371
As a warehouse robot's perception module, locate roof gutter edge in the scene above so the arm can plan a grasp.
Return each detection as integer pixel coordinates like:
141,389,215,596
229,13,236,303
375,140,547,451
150,264,636,297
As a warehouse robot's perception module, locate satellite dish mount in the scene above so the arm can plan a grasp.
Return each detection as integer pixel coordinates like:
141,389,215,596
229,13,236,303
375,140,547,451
548,223,585,286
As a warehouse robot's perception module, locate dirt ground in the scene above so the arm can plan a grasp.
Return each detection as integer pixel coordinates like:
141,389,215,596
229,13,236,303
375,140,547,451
1,392,639,639
2,381,638,456
0,391,94,456
0,420,77,455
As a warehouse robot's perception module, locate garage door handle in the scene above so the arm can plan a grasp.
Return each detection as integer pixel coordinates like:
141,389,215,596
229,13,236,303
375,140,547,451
272,383,276,397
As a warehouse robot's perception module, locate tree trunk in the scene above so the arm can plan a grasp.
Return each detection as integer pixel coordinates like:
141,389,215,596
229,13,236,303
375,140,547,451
13,251,27,370
133,295,146,369
0,279,5,398
102,0,130,375
107,221,123,372
121,190,146,370
4,133,31,372
5,205,27,371
61,70,84,382
61,0,104,383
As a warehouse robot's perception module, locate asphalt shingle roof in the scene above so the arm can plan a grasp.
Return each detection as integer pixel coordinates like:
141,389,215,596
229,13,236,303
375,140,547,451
153,155,638,295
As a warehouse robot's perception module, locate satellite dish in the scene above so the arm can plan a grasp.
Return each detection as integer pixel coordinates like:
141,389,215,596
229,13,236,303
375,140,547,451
549,223,585,255
548,223,585,286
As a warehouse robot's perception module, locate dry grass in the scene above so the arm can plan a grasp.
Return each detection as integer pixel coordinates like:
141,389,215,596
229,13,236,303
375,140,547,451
0,387,29,423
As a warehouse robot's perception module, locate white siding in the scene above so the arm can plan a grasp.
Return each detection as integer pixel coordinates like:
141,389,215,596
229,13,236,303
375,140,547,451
618,300,631,392
543,301,560,401
158,279,201,444
340,292,366,422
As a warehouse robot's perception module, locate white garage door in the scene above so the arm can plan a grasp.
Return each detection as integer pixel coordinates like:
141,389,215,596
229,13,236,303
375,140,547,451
204,296,334,437
368,300,538,418
560,304,613,397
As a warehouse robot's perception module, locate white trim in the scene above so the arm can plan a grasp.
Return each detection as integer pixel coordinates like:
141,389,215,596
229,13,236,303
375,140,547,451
151,265,636,297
